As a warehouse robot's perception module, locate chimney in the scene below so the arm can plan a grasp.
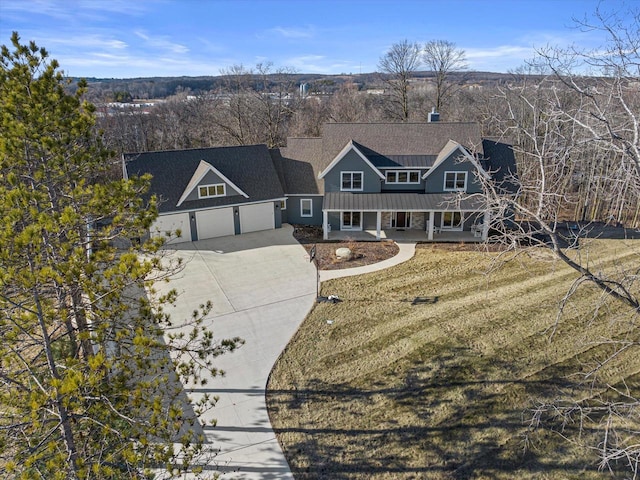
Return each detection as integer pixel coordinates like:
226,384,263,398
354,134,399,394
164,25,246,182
428,108,440,122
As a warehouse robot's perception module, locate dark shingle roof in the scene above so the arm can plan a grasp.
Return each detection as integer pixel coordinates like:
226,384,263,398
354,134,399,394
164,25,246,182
279,137,325,194
124,145,284,214
352,142,436,168
481,139,519,194
321,122,482,163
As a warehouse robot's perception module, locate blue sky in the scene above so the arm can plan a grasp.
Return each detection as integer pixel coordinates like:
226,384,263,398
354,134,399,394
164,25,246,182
0,0,622,78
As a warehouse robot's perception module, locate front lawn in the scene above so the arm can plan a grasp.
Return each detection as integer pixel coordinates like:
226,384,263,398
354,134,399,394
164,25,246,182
267,240,640,479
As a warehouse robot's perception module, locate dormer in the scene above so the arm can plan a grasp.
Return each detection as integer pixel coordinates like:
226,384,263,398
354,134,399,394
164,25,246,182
176,160,249,206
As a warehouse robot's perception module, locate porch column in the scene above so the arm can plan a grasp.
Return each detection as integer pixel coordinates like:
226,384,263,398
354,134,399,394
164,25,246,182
323,210,329,240
427,211,434,240
375,211,381,240
482,210,490,241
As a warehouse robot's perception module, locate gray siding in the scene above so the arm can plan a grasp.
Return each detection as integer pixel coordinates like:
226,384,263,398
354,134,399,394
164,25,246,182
363,212,377,230
327,211,341,232
287,196,323,226
380,169,427,192
184,170,244,202
322,150,382,193
424,152,482,194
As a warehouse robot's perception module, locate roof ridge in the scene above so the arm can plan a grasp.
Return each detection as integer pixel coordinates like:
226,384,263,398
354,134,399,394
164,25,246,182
123,144,268,155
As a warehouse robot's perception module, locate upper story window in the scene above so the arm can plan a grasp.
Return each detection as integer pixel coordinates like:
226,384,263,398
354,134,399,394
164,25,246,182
386,170,420,184
198,183,226,198
444,171,467,191
341,171,363,191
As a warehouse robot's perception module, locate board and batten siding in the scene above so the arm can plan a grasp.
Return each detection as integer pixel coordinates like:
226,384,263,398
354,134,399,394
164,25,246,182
322,149,382,193
424,152,483,194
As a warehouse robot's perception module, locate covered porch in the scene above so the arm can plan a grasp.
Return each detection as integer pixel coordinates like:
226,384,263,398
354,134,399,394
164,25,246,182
322,192,489,242
326,228,484,243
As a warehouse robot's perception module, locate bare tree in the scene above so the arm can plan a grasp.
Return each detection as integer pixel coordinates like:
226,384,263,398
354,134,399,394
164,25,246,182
378,39,422,121
470,5,640,475
422,39,468,116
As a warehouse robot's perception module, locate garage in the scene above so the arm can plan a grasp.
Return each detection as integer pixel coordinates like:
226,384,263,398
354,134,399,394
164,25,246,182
151,212,191,244
196,208,235,240
240,203,275,234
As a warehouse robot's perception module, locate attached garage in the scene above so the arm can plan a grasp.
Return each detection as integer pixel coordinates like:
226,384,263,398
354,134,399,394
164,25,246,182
195,208,235,240
151,212,191,244
240,203,275,234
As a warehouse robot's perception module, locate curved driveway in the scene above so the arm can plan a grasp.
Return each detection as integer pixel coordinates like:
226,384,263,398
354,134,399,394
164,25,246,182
159,225,317,479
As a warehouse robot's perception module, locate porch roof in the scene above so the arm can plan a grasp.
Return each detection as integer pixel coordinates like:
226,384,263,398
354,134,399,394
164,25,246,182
323,192,485,212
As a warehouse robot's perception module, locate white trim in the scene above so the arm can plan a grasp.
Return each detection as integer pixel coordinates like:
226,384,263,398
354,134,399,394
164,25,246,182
176,160,249,207
318,140,385,180
160,197,286,216
340,171,364,191
340,211,363,231
385,170,421,184
422,140,475,180
198,183,226,199
300,198,313,217
286,193,324,196
443,171,468,192
441,211,464,231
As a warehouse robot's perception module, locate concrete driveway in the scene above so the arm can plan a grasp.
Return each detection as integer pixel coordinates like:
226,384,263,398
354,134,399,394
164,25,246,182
158,225,317,479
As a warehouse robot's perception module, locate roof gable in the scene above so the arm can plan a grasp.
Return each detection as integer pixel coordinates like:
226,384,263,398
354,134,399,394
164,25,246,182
318,140,385,180
176,160,248,207
422,140,488,180
123,144,285,214
321,123,482,163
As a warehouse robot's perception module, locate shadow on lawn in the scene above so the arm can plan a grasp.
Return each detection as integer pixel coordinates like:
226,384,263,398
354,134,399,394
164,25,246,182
267,346,616,479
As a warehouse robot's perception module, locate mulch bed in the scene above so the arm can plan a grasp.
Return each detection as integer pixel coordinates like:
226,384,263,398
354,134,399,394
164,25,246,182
292,225,400,271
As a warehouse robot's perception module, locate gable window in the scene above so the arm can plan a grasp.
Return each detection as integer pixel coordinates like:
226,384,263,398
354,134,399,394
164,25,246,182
386,170,420,184
198,183,226,198
341,171,363,191
444,171,467,191
300,199,313,217
442,211,463,230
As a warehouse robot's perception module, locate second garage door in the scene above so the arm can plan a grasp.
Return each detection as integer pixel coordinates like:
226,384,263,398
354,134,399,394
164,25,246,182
196,208,235,240
239,203,274,234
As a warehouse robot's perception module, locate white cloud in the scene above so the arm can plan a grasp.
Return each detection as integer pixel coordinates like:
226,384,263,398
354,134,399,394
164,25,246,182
134,30,189,54
268,26,315,39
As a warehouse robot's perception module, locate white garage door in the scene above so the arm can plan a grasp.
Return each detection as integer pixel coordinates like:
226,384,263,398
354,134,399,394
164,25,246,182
239,203,275,233
196,208,235,239
151,212,191,244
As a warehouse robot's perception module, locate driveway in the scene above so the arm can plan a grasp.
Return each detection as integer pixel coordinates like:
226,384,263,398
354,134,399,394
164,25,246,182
158,225,317,478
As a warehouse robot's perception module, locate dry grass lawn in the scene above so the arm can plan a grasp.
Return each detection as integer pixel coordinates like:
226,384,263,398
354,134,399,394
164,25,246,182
267,239,640,479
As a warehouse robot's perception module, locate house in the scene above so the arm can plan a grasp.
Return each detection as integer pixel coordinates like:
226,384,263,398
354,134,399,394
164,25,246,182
123,121,517,244
123,144,287,243
278,122,517,241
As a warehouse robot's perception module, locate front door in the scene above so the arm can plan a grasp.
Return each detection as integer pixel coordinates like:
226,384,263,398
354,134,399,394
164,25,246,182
392,212,411,229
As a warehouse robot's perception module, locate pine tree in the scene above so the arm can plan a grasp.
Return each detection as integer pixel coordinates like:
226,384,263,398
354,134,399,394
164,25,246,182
0,32,239,479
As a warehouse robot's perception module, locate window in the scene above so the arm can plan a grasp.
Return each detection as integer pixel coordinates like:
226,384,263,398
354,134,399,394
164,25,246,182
341,171,363,191
341,211,362,230
198,183,225,198
279,199,287,210
444,171,467,191
442,211,463,229
385,170,420,184
301,199,313,217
